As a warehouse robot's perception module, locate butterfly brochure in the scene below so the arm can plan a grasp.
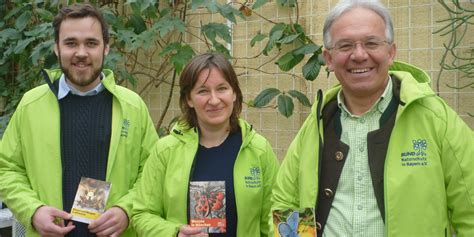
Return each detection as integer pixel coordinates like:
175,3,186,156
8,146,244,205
189,181,226,233
273,208,317,237
70,177,112,224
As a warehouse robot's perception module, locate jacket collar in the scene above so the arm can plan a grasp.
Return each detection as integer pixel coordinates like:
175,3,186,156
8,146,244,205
170,118,256,148
42,68,118,98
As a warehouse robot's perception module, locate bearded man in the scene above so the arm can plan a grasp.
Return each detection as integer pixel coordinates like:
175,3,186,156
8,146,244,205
0,4,158,237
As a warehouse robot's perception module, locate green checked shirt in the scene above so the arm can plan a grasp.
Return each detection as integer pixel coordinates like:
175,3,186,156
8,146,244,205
323,77,393,237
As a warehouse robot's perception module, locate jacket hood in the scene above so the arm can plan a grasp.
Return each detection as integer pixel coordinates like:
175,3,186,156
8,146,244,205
388,60,435,107
170,118,256,148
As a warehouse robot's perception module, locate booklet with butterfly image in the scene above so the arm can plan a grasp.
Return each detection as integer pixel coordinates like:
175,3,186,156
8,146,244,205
189,181,226,233
273,208,317,237
70,177,112,224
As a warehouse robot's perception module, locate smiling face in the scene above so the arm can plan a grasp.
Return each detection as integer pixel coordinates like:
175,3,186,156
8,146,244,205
186,68,237,131
323,7,396,100
54,16,109,92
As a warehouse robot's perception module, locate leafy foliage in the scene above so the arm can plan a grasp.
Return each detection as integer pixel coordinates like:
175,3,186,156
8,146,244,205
0,0,326,134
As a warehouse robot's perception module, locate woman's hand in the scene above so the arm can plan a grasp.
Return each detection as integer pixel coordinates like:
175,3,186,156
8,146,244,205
177,225,209,237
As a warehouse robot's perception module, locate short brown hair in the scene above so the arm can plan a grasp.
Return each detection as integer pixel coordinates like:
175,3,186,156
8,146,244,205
53,3,109,44
179,53,243,133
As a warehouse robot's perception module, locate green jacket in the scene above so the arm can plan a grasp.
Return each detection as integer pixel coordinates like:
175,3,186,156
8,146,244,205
272,61,474,236
132,119,279,237
0,69,158,237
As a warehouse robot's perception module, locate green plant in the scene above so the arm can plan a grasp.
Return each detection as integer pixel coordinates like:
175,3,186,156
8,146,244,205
433,0,473,116
0,0,56,114
0,0,324,135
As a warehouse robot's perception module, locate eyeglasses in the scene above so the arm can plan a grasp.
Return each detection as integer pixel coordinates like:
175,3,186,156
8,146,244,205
328,38,390,53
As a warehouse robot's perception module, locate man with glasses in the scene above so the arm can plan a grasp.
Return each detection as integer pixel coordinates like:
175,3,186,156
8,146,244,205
272,0,474,236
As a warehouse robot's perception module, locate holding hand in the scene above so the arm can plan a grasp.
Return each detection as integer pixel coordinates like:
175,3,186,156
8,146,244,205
178,225,209,237
32,206,75,237
88,206,128,237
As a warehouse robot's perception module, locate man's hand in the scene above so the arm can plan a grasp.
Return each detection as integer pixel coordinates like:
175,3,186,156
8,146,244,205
177,225,209,237
88,206,128,237
32,206,75,237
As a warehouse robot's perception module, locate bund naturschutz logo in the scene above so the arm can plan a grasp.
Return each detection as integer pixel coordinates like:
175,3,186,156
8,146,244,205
400,139,429,167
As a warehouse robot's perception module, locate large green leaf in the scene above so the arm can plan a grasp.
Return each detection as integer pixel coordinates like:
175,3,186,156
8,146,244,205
4,7,21,20
263,23,286,55
161,43,196,74
293,23,305,34
104,49,124,71
263,30,283,55
116,30,136,48
212,42,231,58
275,52,304,71
153,15,185,38
30,40,54,66
277,0,296,7
253,88,281,107
217,4,241,23
293,44,321,55
302,54,321,81
277,33,300,44
277,94,294,117
135,30,158,50
24,23,51,38
126,15,147,34
288,90,311,107
192,0,218,12
170,45,195,74
14,38,36,54
160,42,181,56
34,8,54,21
252,0,267,9
119,69,137,87
0,29,21,44
191,0,206,10
102,9,119,26
126,0,155,12
201,23,232,44
250,32,267,47
15,11,32,31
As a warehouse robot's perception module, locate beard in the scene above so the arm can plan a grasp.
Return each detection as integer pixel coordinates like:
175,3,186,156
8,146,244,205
57,50,105,89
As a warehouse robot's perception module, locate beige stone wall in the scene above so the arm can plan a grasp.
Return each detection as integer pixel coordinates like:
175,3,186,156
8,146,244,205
140,0,473,161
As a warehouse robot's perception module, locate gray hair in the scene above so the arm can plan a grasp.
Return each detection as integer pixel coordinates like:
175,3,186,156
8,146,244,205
323,0,394,48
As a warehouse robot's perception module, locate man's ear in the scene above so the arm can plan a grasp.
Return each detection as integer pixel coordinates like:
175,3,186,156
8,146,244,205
323,49,334,72
388,42,397,65
104,44,110,56
54,43,59,57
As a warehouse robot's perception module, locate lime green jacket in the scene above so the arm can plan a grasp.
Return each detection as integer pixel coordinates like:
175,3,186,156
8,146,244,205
272,61,474,236
0,69,158,237
132,119,279,237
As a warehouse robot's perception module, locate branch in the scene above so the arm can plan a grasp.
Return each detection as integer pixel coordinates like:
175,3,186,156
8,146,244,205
234,65,307,81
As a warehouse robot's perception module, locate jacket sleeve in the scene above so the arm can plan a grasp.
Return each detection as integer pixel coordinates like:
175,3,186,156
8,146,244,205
113,100,158,221
260,140,280,237
271,113,316,211
441,106,474,235
132,144,181,237
271,135,302,211
0,107,45,228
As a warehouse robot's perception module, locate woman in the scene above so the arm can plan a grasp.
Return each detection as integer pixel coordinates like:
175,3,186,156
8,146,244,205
132,53,279,237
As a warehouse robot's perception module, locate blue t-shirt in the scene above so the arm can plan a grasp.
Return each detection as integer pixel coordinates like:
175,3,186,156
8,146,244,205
190,129,242,237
